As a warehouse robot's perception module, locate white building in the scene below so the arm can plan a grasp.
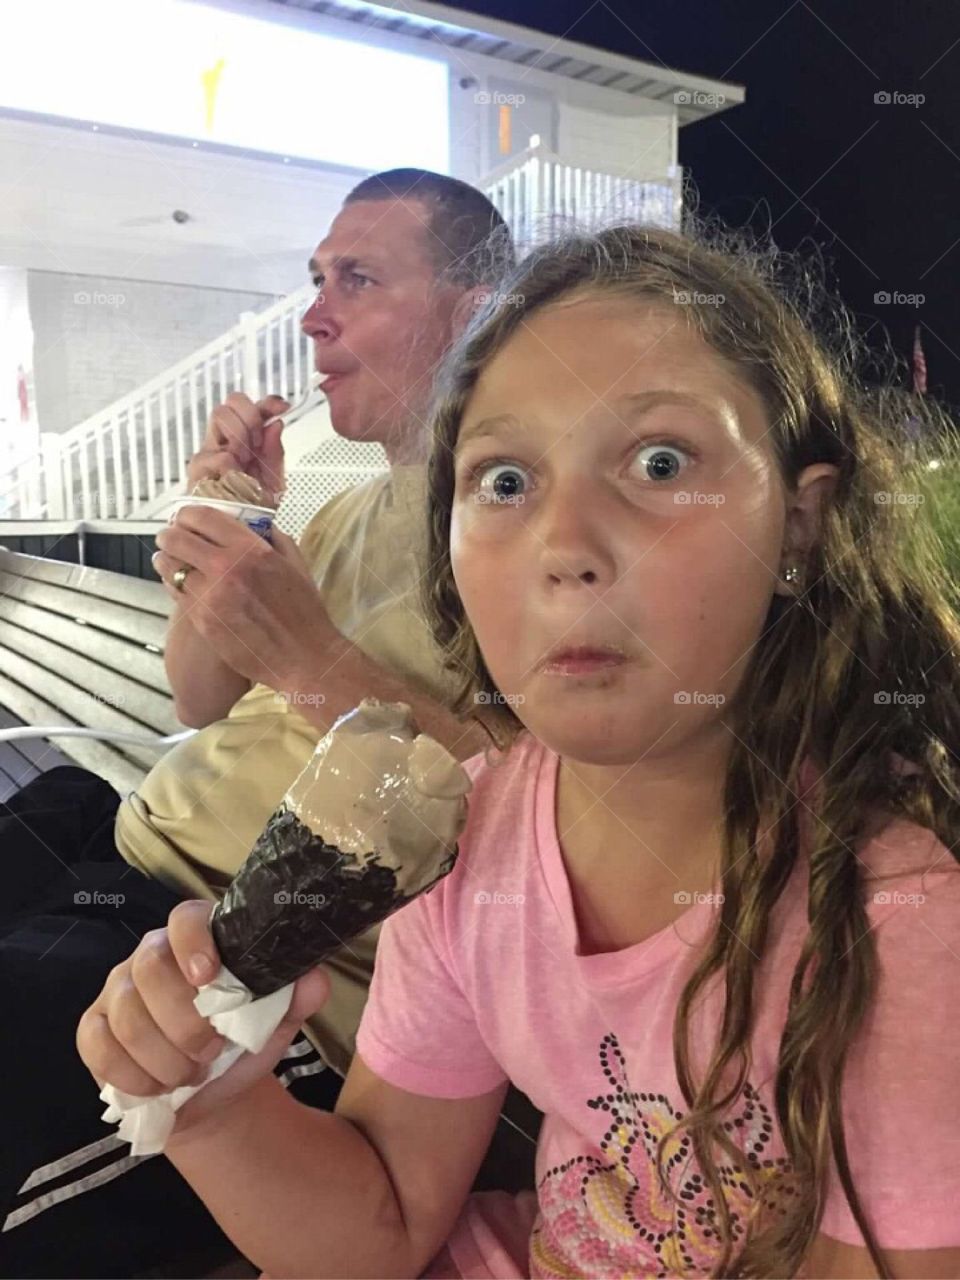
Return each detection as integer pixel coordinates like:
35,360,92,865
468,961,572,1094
0,0,743,533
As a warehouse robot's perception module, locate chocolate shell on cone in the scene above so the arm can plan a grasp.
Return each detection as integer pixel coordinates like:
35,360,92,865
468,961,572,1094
211,808,457,997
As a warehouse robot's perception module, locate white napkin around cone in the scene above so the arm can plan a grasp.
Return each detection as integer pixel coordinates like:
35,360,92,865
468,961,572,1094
99,964,294,1156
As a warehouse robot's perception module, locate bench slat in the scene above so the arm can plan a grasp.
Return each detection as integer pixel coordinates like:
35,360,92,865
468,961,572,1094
0,645,169,773
0,597,169,694
0,739,40,791
0,619,179,736
0,674,145,795
0,759,23,804
0,706,75,773
0,548,169,616
0,572,168,650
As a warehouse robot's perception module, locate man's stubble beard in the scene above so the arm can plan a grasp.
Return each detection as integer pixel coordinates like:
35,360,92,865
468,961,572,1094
330,305,452,461
328,384,431,464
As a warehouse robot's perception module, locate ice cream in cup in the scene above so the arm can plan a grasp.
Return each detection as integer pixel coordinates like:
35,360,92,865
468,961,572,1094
167,469,279,539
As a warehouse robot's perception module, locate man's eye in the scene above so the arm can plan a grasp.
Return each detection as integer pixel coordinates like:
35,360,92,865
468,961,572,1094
349,272,372,287
474,461,528,506
632,444,689,482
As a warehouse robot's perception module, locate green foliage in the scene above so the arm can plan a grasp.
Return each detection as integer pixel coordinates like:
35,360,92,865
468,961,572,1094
903,436,960,612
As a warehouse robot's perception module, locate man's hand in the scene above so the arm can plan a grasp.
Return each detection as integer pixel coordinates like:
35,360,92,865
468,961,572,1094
185,393,291,500
153,506,336,693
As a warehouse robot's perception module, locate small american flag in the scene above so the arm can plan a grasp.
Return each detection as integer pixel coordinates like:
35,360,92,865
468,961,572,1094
913,324,928,396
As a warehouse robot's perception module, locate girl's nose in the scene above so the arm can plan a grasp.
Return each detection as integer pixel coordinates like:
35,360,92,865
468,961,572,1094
535,492,613,590
544,557,600,588
552,563,599,586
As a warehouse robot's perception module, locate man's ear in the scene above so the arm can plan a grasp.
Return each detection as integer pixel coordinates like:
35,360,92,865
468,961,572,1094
772,463,840,597
449,285,494,340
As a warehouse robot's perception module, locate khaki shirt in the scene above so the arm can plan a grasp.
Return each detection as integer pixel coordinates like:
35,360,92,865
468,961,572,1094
115,464,461,1077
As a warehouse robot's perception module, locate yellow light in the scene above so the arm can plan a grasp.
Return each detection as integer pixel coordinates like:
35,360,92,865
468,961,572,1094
498,103,512,155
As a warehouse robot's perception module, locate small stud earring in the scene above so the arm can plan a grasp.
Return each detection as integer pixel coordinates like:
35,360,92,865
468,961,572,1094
783,565,801,584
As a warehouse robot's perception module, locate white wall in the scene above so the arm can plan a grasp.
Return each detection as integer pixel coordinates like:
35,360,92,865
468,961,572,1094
0,114,358,294
27,271,272,434
0,267,38,476
557,101,675,177
443,46,678,182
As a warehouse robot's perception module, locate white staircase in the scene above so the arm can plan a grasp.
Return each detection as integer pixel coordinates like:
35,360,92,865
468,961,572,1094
2,151,682,526
8,288,317,523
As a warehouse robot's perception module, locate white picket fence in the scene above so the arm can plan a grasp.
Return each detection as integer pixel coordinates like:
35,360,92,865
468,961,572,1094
1,151,683,522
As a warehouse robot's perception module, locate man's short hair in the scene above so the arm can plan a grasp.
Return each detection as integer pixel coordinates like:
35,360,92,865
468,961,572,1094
344,168,515,288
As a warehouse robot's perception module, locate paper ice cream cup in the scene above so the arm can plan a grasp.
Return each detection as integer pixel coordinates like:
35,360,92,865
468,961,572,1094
165,495,275,540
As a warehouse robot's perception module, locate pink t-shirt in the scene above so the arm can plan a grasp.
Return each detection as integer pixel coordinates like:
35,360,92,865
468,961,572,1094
355,731,960,1277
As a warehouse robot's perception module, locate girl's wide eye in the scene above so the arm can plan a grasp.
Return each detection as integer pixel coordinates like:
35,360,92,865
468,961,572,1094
633,444,687,482
475,462,527,505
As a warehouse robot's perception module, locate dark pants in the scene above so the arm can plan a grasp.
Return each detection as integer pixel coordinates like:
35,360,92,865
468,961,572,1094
0,768,539,1278
0,767,343,1278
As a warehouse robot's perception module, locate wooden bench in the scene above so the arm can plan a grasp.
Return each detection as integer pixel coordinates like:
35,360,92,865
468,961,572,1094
0,548,539,1279
0,546,262,1276
0,547,188,797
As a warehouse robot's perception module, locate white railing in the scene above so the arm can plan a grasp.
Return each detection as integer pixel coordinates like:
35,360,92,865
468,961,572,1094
2,151,683,523
482,143,683,249
0,287,315,521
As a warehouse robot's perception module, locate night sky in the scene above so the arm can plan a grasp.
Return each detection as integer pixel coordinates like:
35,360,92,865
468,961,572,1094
454,0,960,407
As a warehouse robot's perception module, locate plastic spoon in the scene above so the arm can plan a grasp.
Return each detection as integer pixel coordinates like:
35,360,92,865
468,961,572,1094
263,373,323,432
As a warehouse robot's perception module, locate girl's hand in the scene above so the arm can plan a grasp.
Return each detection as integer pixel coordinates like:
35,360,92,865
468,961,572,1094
76,899,331,1136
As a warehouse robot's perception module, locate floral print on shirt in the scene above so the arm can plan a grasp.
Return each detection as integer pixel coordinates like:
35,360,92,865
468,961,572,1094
530,1033,795,1278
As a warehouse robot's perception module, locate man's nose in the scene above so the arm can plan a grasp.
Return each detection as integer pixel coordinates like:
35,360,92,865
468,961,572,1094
301,293,338,341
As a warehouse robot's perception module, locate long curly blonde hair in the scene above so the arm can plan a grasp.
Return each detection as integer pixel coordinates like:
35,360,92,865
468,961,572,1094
420,222,960,1277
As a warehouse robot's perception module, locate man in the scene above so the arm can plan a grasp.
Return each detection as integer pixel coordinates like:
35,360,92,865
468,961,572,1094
1,169,535,1278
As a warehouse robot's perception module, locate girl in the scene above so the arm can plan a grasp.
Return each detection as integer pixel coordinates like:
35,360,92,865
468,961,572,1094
82,224,960,1280
356,222,960,1277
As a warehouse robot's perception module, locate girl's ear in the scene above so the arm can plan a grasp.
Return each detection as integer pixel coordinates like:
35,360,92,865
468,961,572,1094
772,463,840,597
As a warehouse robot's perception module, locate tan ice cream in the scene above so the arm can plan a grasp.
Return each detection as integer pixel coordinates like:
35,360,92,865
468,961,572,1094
191,468,277,509
285,698,470,897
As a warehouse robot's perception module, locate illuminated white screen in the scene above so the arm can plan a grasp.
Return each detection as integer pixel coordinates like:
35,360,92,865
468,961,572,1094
0,0,450,171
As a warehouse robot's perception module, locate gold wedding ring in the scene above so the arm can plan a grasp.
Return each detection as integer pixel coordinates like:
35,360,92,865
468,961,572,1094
172,564,192,592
